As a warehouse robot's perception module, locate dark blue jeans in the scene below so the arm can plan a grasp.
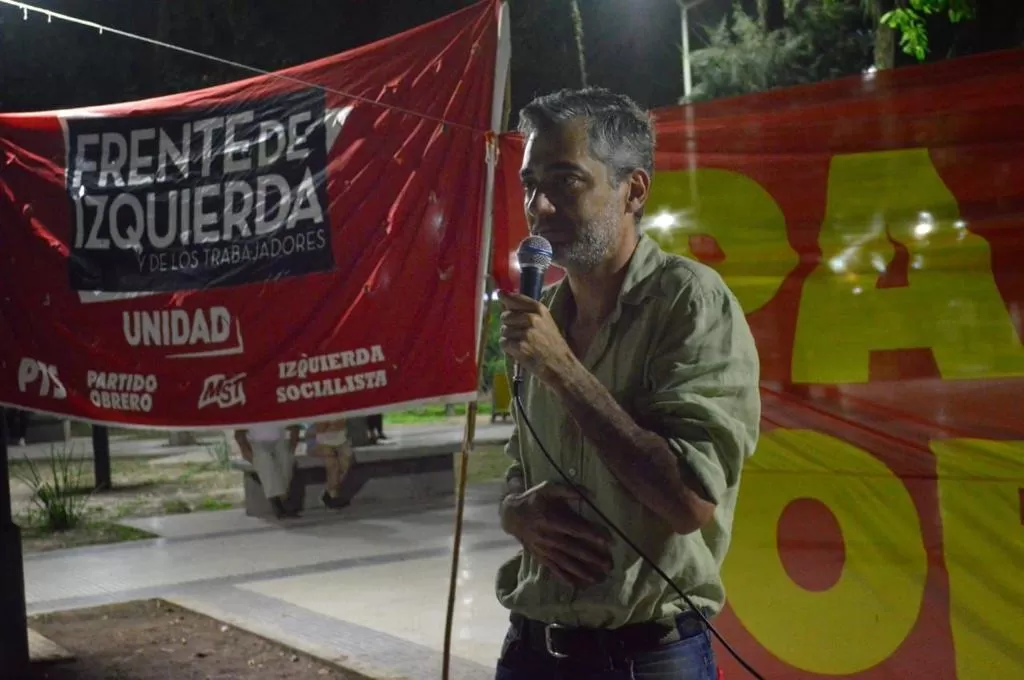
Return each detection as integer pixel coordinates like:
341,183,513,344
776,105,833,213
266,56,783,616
494,616,718,680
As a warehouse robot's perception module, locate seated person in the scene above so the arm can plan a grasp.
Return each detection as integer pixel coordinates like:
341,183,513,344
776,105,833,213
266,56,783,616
366,413,387,443
234,424,301,519
308,418,355,509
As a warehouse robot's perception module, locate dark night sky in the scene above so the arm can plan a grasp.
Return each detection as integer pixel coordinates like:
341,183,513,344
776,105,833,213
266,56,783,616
0,0,729,118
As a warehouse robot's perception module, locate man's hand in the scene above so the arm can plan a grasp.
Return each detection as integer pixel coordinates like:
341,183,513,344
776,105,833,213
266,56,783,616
498,291,576,385
501,481,615,588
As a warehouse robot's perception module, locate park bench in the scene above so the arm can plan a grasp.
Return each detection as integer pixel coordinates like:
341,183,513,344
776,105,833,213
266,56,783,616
230,417,511,518
14,412,69,444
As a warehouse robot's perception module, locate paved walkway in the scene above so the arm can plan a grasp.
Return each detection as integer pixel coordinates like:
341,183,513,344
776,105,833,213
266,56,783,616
23,482,516,680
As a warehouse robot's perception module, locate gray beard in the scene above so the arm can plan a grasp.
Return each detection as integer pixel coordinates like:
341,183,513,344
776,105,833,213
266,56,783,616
554,217,618,273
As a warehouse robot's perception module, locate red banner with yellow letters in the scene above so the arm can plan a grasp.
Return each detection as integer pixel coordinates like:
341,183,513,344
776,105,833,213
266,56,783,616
493,49,1024,679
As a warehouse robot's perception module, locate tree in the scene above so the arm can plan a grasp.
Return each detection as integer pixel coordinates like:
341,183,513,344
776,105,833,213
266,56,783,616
688,1,873,101
826,0,977,64
760,0,787,31
879,0,976,60
507,0,588,128
480,300,506,393
570,0,588,86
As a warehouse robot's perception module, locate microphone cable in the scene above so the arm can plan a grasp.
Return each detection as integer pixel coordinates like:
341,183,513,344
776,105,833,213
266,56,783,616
512,378,767,680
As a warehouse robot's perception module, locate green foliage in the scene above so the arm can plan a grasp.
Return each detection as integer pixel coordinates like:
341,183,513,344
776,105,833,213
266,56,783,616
689,1,873,101
162,498,193,515
879,0,976,60
14,444,90,532
481,300,506,392
196,497,235,512
382,403,493,424
205,436,232,470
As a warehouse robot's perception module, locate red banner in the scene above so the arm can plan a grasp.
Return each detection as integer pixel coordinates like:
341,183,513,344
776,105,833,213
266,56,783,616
493,50,1024,678
0,0,499,428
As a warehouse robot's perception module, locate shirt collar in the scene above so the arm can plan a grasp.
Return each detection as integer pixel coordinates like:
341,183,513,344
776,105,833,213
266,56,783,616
547,232,665,327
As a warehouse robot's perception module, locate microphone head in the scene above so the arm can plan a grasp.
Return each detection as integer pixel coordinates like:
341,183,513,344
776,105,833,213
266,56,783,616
517,235,553,271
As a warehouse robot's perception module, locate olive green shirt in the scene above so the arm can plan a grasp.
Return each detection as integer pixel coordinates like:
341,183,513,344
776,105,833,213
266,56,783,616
495,234,761,629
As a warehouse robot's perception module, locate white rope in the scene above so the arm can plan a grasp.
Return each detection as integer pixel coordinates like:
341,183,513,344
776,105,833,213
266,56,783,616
0,0,484,132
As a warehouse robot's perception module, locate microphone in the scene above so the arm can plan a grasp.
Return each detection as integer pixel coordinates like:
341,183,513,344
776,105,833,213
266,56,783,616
512,235,554,384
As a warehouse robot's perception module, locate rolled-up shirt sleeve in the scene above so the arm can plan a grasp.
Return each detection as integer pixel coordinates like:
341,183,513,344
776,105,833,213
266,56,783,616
640,276,761,506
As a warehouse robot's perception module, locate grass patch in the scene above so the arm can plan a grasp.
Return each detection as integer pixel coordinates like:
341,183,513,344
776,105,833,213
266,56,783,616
196,497,234,512
162,498,192,514
8,456,238,499
12,442,90,532
457,443,510,487
16,520,156,551
9,452,243,554
68,421,174,440
385,402,494,424
10,420,509,554
64,404,505,434
158,496,234,514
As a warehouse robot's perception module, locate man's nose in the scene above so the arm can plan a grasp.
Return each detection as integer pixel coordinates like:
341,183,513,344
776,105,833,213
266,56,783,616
526,190,556,219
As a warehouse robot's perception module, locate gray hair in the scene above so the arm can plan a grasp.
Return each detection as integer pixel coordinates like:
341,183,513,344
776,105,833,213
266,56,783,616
517,87,655,220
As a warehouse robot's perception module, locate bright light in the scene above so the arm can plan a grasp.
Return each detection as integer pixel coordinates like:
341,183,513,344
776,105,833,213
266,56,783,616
828,256,847,273
953,219,967,230
651,212,676,230
852,286,862,295
914,211,935,237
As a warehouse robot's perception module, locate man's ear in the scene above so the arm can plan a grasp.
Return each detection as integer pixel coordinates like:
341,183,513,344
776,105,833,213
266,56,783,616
625,168,651,217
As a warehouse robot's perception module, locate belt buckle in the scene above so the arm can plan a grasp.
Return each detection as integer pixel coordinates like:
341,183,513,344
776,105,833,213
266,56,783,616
544,622,569,659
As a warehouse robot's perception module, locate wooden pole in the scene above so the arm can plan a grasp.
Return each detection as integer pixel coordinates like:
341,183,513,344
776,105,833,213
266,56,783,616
441,278,495,679
441,6,511,676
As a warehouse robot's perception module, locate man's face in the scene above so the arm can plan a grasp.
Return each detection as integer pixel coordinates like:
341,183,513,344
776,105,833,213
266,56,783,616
519,119,627,272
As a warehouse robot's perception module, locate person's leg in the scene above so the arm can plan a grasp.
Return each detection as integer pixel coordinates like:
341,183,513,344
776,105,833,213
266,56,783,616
366,414,384,440
273,438,300,516
275,438,295,485
323,449,340,493
336,443,353,482
250,441,290,517
317,444,352,509
629,627,717,680
311,443,340,497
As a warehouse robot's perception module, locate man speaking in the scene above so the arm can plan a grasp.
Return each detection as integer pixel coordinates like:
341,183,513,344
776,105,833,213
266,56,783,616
494,87,761,679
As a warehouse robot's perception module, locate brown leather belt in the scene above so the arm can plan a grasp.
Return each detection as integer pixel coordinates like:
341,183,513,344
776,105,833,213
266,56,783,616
509,612,706,660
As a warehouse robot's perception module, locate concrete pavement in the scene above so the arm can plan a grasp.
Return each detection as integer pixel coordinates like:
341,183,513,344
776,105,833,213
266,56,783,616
24,481,516,680
15,418,517,678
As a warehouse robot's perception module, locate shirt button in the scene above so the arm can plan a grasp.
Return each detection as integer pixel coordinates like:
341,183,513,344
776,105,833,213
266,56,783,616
568,468,577,477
